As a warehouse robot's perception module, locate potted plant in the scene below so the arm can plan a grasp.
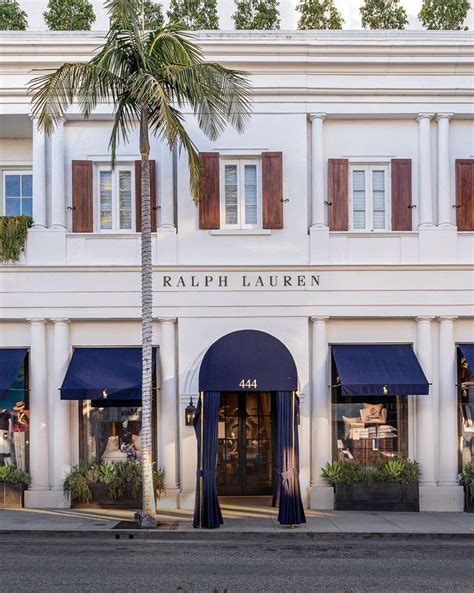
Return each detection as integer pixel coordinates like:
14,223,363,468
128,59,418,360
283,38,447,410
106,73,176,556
321,457,420,512
461,464,474,513
0,466,30,508
64,461,165,509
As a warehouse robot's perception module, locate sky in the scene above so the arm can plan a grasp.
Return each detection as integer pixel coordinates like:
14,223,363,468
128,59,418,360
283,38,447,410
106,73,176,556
16,0,473,30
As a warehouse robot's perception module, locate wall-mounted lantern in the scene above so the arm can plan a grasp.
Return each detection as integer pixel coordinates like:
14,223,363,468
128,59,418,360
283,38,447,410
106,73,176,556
185,395,196,426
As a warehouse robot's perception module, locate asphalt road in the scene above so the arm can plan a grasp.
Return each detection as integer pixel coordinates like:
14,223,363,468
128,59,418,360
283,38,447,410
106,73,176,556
0,535,472,593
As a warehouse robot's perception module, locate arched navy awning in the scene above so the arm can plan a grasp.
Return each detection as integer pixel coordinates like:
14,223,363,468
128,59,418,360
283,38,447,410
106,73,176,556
0,349,28,399
199,330,297,392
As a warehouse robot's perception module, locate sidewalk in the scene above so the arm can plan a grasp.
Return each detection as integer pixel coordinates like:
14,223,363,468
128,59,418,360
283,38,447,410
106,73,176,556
1,501,473,538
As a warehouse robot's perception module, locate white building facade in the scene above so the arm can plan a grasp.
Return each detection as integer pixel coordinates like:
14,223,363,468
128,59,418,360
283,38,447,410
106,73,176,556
0,31,473,513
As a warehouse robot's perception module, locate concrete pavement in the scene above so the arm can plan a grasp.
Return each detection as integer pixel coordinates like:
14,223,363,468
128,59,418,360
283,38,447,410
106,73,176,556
1,497,474,537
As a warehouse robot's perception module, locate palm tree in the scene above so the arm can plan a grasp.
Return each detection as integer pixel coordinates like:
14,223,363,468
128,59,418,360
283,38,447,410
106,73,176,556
29,0,251,527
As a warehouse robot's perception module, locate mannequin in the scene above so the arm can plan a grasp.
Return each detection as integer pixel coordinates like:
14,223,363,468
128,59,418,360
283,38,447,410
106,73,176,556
11,401,29,470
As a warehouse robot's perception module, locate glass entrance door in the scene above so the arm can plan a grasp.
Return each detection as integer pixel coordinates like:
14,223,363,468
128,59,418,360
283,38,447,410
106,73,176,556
217,392,273,496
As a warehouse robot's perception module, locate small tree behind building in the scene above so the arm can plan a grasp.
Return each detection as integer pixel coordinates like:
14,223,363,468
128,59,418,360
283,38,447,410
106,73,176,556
44,0,96,31
296,0,344,30
360,0,408,30
233,0,280,30
142,0,164,29
419,0,471,30
0,0,28,30
167,0,219,29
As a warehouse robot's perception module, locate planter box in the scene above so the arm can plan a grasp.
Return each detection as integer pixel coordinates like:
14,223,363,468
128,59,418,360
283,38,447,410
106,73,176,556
0,483,26,508
464,486,474,513
335,482,419,512
71,483,141,509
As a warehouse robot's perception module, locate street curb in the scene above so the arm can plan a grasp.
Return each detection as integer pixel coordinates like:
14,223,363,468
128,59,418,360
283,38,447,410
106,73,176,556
0,530,473,541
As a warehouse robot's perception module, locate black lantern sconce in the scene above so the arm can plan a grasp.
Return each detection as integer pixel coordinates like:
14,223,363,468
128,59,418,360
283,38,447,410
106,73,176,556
185,395,196,426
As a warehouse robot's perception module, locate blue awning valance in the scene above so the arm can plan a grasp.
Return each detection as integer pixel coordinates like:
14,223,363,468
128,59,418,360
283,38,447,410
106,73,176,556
60,348,157,401
332,344,429,397
0,349,28,399
459,344,474,370
199,330,297,392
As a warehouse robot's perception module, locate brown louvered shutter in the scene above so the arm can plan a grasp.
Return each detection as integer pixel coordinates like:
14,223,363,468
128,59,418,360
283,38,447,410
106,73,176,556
72,160,93,232
456,160,474,231
391,159,412,231
135,160,157,232
328,159,348,231
199,152,220,229
262,151,283,229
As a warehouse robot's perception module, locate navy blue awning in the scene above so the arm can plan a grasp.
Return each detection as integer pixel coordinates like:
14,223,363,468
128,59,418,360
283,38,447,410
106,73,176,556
459,344,474,370
0,349,28,399
332,344,429,397
60,348,157,401
199,330,297,392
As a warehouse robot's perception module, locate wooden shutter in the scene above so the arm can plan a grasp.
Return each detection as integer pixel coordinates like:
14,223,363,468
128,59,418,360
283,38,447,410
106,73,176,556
72,160,93,232
199,152,220,230
456,160,474,231
262,152,283,229
391,159,412,231
328,159,348,231
135,160,157,232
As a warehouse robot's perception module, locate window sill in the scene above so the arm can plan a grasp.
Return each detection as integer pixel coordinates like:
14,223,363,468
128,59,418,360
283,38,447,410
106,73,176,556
330,231,417,237
209,229,272,236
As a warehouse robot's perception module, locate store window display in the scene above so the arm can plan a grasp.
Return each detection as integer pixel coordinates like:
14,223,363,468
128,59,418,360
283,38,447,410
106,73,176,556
0,358,29,471
458,351,474,471
79,402,143,464
331,358,408,466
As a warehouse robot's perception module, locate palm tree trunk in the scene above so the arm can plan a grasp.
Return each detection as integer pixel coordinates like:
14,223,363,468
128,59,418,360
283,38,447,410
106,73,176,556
139,105,157,527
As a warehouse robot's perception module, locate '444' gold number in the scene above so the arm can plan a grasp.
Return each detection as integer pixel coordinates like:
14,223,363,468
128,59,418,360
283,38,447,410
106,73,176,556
239,379,257,389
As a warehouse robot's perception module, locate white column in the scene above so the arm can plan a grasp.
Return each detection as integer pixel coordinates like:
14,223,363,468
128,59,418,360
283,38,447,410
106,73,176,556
310,316,333,509
51,319,71,494
415,317,435,485
31,117,46,228
416,113,434,228
438,316,458,485
436,113,454,228
158,318,178,504
50,118,66,229
24,319,49,506
310,113,327,228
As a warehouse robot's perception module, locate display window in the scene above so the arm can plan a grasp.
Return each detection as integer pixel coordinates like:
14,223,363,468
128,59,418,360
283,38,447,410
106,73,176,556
331,356,408,466
0,355,29,471
458,350,474,471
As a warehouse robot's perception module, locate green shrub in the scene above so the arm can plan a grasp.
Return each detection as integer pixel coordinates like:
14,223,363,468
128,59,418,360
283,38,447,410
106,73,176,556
0,215,33,262
63,461,165,503
0,465,31,485
321,457,421,487
461,464,474,501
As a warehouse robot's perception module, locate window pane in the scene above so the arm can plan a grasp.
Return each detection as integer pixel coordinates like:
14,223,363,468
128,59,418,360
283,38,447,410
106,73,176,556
119,170,132,230
21,175,33,198
5,198,20,216
352,170,366,229
244,164,257,225
100,170,113,229
22,198,33,217
224,165,238,225
5,175,20,198
372,170,385,230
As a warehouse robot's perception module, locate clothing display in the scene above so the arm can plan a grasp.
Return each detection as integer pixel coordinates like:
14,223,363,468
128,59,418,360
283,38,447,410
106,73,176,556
0,403,28,470
0,409,10,430
101,435,128,463
12,431,26,470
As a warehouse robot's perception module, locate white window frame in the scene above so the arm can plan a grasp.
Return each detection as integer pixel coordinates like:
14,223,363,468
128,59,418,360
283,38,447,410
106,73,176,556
95,164,135,233
220,158,261,230
349,164,391,232
3,170,33,217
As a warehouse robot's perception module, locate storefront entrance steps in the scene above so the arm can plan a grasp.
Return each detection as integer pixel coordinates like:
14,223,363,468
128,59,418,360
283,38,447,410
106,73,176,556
24,489,69,509
419,484,464,512
157,488,180,510
309,485,334,510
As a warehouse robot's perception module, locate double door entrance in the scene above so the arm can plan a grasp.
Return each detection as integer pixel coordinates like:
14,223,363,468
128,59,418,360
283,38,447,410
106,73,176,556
217,392,273,496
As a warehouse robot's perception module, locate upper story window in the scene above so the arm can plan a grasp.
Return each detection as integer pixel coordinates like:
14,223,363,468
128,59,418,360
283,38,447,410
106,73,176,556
350,165,390,231
221,159,261,230
96,165,134,232
3,171,33,217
